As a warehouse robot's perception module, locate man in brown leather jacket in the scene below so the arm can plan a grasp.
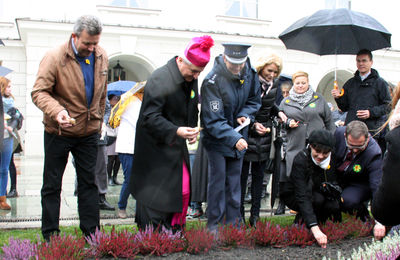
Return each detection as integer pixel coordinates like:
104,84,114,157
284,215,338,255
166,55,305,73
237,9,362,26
31,15,108,241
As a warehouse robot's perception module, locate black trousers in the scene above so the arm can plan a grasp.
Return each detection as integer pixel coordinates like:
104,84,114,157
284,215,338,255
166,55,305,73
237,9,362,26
135,201,174,230
41,131,99,240
281,183,341,225
240,160,266,218
340,183,371,221
107,155,120,179
8,153,16,190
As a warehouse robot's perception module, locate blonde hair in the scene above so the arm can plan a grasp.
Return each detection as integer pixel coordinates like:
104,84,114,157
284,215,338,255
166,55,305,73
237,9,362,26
0,76,14,99
292,71,309,82
255,54,283,76
377,82,400,133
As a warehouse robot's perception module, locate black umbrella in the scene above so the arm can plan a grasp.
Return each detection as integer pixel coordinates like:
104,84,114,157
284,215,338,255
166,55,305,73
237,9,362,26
279,8,391,95
279,8,391,55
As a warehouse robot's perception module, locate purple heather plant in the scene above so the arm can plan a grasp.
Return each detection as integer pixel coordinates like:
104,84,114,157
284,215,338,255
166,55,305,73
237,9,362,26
134,225,185,256
86,227,138,258
1,237,36,260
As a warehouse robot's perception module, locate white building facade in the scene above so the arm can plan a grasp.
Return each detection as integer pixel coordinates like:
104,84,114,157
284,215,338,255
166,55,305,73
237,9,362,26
1,0,399,157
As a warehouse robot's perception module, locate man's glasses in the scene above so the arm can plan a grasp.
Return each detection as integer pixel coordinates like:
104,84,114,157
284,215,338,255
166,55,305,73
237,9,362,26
345,136,368,150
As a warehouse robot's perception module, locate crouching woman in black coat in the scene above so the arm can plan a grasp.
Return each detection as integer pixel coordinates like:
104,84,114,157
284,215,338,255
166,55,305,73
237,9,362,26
280,129,341,248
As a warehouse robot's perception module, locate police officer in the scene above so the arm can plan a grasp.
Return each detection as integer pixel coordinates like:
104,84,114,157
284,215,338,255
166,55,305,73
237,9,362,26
201,43,261,231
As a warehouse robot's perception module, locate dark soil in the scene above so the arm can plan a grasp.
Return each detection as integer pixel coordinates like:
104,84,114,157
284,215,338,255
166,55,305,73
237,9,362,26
139,236,373,260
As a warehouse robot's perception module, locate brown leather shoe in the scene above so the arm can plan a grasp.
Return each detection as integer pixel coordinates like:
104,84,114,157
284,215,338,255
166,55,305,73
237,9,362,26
0,196,11,210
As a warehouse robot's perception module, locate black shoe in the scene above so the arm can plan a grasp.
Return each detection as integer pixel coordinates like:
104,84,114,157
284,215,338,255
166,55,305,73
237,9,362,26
99,195,115,211
261,189,270,198
6,189,18,198
249,215,259,227
108,178,115,186
112,176,122,185
275,201,286,215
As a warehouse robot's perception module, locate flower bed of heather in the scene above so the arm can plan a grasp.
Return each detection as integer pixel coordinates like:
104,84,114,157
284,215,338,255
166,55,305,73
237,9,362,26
0,216,379,259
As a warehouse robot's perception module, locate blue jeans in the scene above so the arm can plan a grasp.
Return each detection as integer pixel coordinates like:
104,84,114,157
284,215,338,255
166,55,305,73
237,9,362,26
118,153,134,210
0,137,13,196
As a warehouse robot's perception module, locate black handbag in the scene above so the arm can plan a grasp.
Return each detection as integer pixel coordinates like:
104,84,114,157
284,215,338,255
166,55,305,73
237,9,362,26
106,135,117,146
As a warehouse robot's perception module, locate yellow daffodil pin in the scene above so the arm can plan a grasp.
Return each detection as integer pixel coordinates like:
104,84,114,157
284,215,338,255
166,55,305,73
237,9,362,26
353,164,361,173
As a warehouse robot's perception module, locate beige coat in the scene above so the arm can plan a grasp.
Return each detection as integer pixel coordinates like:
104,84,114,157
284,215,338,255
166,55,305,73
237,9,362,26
31,36,108,137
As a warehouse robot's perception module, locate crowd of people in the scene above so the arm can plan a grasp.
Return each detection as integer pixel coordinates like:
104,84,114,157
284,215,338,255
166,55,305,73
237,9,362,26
1,14,399,247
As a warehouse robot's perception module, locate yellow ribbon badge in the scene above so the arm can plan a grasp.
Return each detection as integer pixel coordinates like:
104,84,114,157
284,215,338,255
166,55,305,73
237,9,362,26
85,59,90,65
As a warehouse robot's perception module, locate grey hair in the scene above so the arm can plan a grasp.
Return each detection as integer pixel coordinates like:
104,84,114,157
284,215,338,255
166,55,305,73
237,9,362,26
73,15,102,36
181,54,193,66
345,120,369,139
280,81,293,90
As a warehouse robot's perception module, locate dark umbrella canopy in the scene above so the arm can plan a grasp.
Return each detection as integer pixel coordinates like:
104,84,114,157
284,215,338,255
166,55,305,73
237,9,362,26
279,8,391,55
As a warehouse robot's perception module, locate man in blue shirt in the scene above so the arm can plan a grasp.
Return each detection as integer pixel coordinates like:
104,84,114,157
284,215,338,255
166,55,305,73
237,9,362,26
32,15,108,241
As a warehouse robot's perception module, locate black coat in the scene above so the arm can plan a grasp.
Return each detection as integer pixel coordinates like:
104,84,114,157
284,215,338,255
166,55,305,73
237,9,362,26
201,55,261,158
372,126,400,226
281,148,338,228
244,82,279,162
335,69,391,135
130,57,198,213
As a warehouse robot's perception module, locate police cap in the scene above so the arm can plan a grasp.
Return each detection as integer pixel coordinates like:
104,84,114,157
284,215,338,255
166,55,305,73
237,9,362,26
222,42,251,64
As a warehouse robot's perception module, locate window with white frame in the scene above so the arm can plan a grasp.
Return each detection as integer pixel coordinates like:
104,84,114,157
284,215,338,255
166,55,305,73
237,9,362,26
110,0,149,8
225,0,258,19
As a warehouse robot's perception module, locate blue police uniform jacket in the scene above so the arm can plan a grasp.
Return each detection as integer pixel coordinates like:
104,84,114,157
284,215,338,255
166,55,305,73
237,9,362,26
200,55,261,158
334,127,382,195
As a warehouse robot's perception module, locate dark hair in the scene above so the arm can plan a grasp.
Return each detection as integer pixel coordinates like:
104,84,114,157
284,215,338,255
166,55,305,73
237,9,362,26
108,94,121,101
357,49,373,60
310,143,332,154
73,15,102,36
345,120,369,139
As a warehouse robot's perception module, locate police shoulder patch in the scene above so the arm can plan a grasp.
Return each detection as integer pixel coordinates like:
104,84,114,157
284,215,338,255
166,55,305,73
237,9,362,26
210,100,220,112
208,74,217,84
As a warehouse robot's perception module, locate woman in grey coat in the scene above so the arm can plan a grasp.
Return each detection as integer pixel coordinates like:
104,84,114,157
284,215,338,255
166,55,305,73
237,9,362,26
279,71,335,184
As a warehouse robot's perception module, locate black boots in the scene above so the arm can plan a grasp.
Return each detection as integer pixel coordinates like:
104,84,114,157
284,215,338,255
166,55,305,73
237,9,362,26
108,176,122,186
99,194,115,211
249,215,259,227
6,189,18,198
275,200,286,215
